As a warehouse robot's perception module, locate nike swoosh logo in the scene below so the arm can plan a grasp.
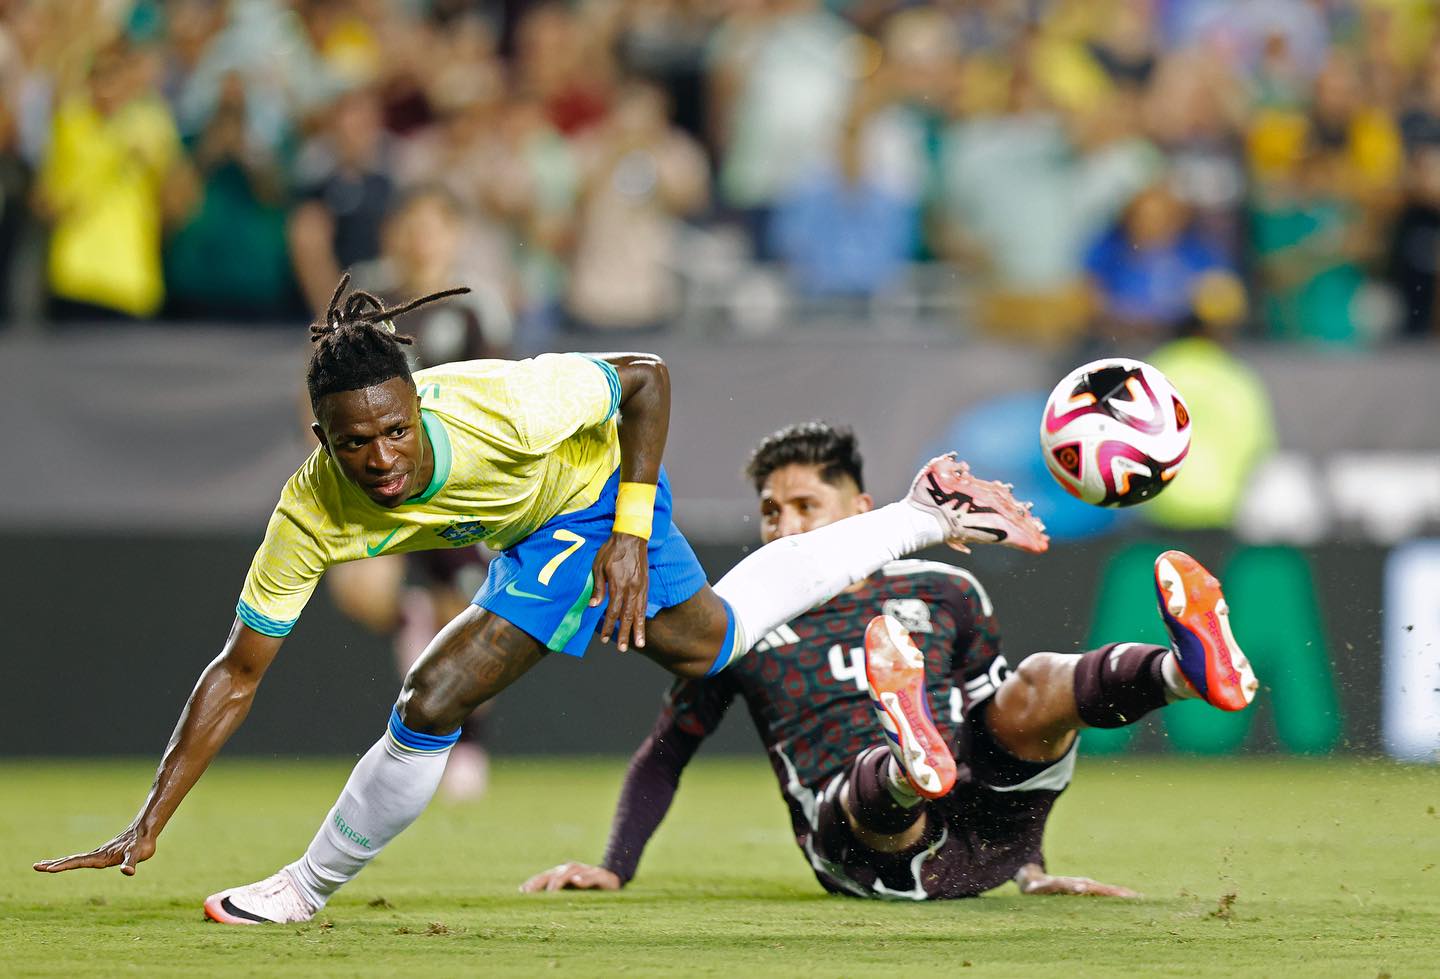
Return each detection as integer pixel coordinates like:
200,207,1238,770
504,581,549,601
366,527,403,557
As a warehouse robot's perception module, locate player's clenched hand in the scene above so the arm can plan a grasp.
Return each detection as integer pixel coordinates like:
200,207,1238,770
1015,863,1140,899
34,824,156,876
591,533,650,652
519,862,622,893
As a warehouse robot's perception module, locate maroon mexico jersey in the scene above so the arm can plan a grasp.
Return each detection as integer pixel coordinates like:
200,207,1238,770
601,559,1030,895
715,560,1000,791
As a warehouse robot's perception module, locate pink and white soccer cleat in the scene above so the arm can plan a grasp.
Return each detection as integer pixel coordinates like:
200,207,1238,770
864,615,956,800
204,870,318,925
1154,550,1259,712
906,454,1049,554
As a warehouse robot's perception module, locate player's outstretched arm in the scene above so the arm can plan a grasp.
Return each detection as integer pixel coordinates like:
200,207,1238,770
33,621,283,876
521,677,728,894
1014,862,1141,899
591,354,671,653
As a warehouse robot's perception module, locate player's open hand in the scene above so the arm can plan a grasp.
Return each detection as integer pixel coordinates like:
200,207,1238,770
591,533,650,652
1015,863,1140,899
520,861,623,893
34,824,156,876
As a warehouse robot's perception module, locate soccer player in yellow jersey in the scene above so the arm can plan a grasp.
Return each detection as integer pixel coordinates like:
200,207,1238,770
35,278,1050,924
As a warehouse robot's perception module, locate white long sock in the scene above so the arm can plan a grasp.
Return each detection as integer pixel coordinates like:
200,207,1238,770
714,501,944,660
285,733,450,908
1160,651,1198,702
882,756,923,808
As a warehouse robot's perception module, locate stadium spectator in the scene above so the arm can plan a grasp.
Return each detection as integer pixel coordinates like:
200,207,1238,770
390,16,518,322
770,100,919,303
709,0,856,257
611,0,717,149
940,55,1160,344
1399,44,1440,152
1084,178,1232,340
0,0,1437,344
1387,145,1440,338
1248,146,1370,344
1141,51,1248,264
35,37,197,322
287,85,394,315
767,8,954,304
483,94,579,341
513,2,613,137
565,80,709,332
164,72,298,321
172,0,341,156
351,185,514,362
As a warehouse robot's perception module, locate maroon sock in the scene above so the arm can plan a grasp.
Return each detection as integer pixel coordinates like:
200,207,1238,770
1072,642,1172,729
843,746,925,835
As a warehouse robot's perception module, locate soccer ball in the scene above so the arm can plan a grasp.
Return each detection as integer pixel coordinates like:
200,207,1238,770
1039,358,1191,507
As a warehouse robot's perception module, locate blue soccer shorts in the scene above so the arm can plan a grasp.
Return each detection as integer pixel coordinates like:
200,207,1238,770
472,466,708,657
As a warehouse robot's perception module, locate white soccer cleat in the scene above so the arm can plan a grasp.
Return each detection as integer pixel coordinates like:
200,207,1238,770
906,454,1050,554
203,870,318,925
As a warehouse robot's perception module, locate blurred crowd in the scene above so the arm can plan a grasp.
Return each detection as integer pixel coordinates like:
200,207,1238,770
3,0,1440,348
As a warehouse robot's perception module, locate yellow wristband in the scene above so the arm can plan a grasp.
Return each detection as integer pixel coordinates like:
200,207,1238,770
614,481,658,540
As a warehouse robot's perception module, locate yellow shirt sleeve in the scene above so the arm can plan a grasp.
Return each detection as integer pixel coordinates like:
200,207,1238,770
504,353,622,455
236,486,330,637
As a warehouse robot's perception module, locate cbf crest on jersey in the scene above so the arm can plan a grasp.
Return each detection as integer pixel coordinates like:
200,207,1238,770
881,599,932,634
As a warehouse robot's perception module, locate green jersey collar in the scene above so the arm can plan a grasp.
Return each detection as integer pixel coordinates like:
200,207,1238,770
408,409,452,505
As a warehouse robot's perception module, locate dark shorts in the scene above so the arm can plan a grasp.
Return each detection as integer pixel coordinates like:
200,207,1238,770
794,672,1078,900
472,467,708,657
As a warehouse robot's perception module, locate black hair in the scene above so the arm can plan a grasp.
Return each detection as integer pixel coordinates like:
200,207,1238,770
306,273,470,414
745,421,865,494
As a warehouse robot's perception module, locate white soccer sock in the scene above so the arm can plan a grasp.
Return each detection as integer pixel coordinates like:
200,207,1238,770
1160,651,1197,702
714,501,945,660
882,756,923,808
285,733,450,908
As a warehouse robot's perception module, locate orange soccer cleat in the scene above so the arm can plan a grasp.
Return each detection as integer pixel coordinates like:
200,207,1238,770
864,614,957,800
1154,550,1259,712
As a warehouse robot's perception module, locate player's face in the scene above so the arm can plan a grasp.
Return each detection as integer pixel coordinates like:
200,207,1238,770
313,377,428,508
758,463,873,544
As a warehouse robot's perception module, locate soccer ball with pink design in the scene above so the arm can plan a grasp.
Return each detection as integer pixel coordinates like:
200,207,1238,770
1039,358,1191,508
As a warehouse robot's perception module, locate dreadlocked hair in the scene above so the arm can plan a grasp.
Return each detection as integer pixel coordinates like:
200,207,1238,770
306,273,471,411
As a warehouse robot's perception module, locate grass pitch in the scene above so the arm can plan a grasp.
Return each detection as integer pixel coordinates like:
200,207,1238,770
3,756,1436,977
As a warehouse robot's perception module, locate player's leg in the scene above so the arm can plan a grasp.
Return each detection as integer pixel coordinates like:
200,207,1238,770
204,607,544,924
407,551,495,801
804,750,960,900
645,456,1050,677
836,745,930,852
984,550,1260,763
326,553,406,634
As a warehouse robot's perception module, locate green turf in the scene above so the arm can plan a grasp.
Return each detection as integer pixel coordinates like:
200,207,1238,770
3,756,1437,977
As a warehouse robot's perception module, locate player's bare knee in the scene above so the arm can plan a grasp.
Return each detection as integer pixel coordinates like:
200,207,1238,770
1013,652,1075,696
396,665,466,734
645,592,732,679
990,652,1079,750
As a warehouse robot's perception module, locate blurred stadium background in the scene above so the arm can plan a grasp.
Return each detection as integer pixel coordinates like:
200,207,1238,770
0,0,1438,972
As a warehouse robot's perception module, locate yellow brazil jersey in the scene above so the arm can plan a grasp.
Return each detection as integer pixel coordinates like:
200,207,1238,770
236,353,622,637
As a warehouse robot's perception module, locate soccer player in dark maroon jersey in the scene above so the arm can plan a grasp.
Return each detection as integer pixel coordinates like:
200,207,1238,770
522,422,1258,900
